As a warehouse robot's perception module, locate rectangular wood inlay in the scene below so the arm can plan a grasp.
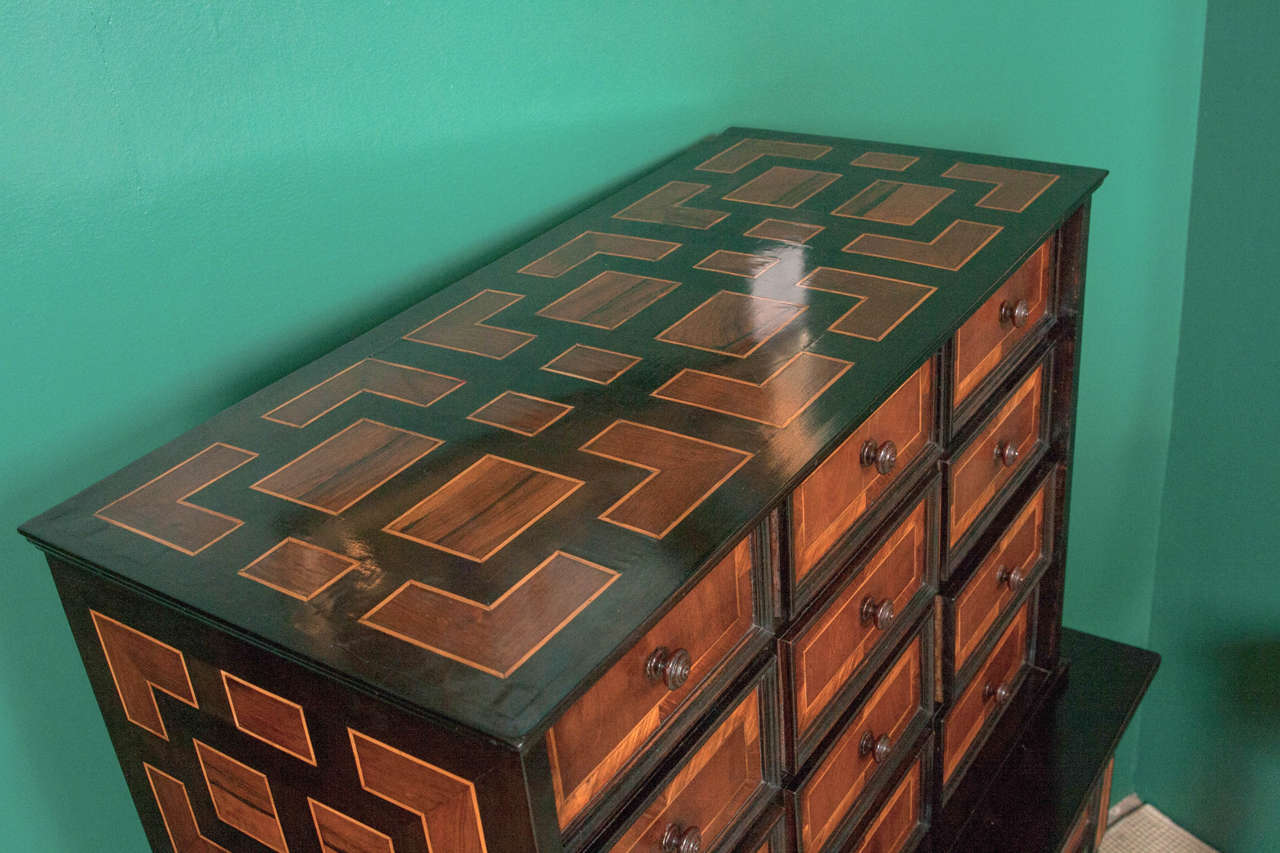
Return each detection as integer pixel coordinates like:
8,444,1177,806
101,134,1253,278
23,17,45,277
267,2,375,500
467,392,573,436
657,290,805,358
541,344,640,385
745,218,825,244
724,165,842,208
536,270,680,330
832,180,953,226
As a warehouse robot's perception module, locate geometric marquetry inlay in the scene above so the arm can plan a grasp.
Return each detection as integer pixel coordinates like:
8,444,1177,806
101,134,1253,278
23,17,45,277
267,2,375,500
383,455,583,562
942,162,1059,212
744,218,825,245
653,351,853,428
536,270,680,330
90,610,198,741
405,290,535,360
360,551,618,677
696,137,831,173
221,671,316,765
693,250,779,279
613,181,728,230
263,359,464,428
238,538,359,601
519,231,680,278
580,420,752,538
832,180,953,226
843,219,1002,271
850,151,919,171
796,267,936,341
467,391,573,437
657,290,805,358
95,443,257,556
252,419,442,515
193,740,290,853
308,798,396,853
348,729,487,853
541,344,641,385
724,166,842,209
144,763,231,853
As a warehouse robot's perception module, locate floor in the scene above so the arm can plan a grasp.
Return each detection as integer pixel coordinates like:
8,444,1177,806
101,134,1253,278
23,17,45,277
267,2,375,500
1099,798,1219,853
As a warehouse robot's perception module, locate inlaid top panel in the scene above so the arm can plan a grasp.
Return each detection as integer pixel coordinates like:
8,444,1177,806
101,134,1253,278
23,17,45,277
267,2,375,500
21,127,1104,742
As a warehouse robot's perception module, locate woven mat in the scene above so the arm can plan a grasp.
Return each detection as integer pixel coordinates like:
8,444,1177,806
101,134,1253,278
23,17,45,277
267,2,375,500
1100,804,1219,853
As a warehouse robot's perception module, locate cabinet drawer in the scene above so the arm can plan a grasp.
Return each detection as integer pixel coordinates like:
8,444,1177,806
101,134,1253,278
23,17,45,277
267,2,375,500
548,536,757,829
953,478,1049,673
793,360,935,585
949,362,1045,546
605,677,768,852
798,635,926,852
787,496,931,746
852,757,924,853
943,597,1032,783
953,239,1052,410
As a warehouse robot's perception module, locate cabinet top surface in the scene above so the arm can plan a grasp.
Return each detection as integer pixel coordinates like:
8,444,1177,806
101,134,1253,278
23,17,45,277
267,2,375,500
21,127,1104,742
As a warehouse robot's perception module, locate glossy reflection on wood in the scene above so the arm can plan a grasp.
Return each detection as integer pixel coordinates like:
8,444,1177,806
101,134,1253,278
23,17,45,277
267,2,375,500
519,231,680,278
252,419,442,515
221,671,316,765
942,163,1060,213
694,249,780,279
238,538,358,601
404,289,535,359
581,420,752,539
91,610,198,741
796,267,935,341
832,180,953,226
263,358,464,428
144,764,230,853
613,181,729,230
744,218,825,245
607,686,764,852
799,637,923,852
536,270,680,330
653,351,852,428
657,290,805,358
349,729,486,853
308,799,395,853
541,343,640,385
696,137,831,173
725,166,842,209
547,538,755,828
95,443,256,555
194,739,289,852
360,551,618,678
844,219,1002,271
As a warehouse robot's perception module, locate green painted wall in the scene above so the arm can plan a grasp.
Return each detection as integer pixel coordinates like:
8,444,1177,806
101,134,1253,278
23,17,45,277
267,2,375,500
1138,2,1280,850
1,2,1205,849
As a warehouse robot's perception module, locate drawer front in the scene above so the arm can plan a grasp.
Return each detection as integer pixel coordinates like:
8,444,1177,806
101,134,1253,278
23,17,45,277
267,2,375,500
953,239,1052,409
606,680,766,852
853,758,923,853
799,636,925,852
793,360,935,583
943,598,1031,782
949,363,1044,545
548,537,756,828
789,498,929,740
953,479,1049,672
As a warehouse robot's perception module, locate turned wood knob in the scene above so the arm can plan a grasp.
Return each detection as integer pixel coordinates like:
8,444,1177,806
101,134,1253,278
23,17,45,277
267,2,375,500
860,596,895,631
997,566,1026,592
994,439,1019,468
661,823,702,853
860,439,898,475
859,731,892,764
1000,298,1031,328
984,681,1012,705
646,646,692,691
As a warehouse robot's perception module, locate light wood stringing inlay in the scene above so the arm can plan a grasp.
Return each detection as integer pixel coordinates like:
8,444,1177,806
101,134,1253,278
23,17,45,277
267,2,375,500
404,290,535,359
724,166,842,209
613,181,729,230
800,638,923,852
221,671,316,765
309,799,396,853
238,538,358,601
697,137,832,173
652,352,852,428
850,151,919,171
844,220,1002,271
796,267,935,342
251,419,442,516
656,290,805,358
546,538,754,828
360,551,618,678
852,759,921,853
942,162,1060,213
466,391,573,437
744,218,825,245
144,763,231,853
541,344,640,385
263,358,464,428
95,443,257,556
193,739,289,853
694,250,780,279
349,728,487,853
607,686,764,852
536,270,680,330
580,420,752,539
832,180,953,226
91,610,198,741
519,231,680,278
383,454,583,562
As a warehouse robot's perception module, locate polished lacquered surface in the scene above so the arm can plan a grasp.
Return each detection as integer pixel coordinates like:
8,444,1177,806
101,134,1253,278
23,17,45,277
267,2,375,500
20,127,1105,741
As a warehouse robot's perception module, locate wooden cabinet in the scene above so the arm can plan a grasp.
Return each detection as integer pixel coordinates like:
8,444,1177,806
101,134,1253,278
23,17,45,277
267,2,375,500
20,128,1154,852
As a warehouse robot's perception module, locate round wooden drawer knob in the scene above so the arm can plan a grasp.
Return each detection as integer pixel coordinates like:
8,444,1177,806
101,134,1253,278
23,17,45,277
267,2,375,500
997,566,1026,592
645,646,692,691
1000,298,1031,328
984,681,1012,705
860,439,898,475
859,731,892,764
661,823,702,853
860,596,896,631
994,440,1019,468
